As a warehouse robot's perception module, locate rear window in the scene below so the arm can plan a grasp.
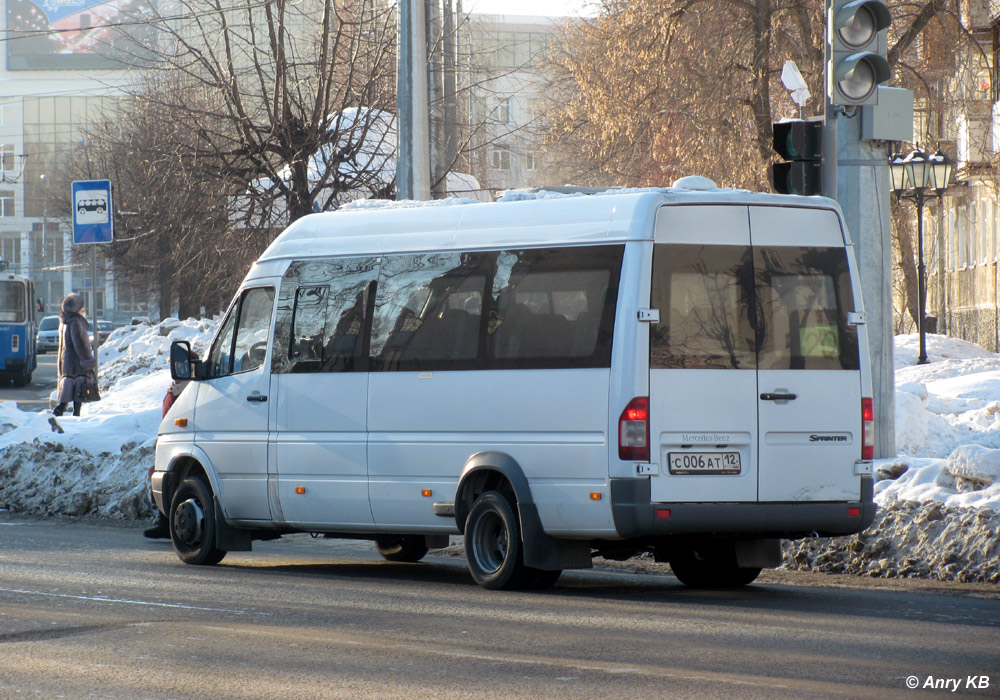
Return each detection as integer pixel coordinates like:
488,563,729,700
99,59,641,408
650,244,859,370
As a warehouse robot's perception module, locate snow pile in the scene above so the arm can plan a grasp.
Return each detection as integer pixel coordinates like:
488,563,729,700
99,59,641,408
783,333,1000,582
784,502,1000,583
0,318,216,520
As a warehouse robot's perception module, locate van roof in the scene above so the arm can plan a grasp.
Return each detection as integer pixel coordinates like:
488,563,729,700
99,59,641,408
255,188,843,265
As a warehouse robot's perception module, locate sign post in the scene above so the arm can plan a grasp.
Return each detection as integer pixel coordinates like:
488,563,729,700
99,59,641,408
71,179,113,374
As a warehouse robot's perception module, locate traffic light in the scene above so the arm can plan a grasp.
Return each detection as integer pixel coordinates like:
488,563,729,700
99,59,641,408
828,0,892,106
772,121,823,196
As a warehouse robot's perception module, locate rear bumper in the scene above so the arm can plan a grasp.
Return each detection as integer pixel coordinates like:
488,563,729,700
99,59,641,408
610,477,876,539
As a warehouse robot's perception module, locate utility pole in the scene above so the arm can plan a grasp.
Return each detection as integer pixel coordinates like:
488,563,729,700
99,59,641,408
825,0,895,458
397,0,431,200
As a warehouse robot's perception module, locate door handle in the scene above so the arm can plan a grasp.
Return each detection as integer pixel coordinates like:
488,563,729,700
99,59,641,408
246,394,268,403
760,392,797,401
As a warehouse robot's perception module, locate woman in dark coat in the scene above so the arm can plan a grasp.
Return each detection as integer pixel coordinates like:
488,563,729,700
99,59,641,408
53,292,96,417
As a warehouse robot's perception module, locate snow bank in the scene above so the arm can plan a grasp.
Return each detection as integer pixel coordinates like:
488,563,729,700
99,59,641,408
0,318,216,520
787,333,1000,583
783,502,1000,584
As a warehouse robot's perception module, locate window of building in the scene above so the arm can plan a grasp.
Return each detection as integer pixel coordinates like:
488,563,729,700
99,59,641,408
0,237,20,269
495,97,512,124
0,145,14,173
491,146,511,170
525,152,535,171
0,191,14,217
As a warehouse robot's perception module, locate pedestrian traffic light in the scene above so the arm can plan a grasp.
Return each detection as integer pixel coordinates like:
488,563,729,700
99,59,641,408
828,0,892,106
772,120,823,196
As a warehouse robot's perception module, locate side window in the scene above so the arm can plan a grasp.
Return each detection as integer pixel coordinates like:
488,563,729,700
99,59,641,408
208,300,239,378
272,257,379,374
232,287,275,373
208,287,275,378
489,246,622,369
650,245,756,369
755,247,859,370
371,252,488,371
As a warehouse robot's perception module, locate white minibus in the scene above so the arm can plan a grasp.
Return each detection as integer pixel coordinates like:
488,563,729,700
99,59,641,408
154,180,875,589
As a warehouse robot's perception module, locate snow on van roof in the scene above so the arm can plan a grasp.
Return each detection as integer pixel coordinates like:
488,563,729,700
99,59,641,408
254,186,840,267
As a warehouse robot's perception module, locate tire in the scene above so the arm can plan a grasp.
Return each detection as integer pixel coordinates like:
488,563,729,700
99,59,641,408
169,476,227,565
668,541,760,589
464,490,531,590
375,535,429,563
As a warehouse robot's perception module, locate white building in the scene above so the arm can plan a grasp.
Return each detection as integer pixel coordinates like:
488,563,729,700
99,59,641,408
464,14,567,193
0,0,149,321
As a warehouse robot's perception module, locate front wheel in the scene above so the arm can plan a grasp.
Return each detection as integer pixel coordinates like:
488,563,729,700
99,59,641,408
374,535,429,563
169,476,227,565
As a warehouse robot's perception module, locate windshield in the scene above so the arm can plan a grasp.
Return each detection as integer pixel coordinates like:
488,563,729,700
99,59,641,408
98,321,113,331
39,317,59,331
0,281,26,322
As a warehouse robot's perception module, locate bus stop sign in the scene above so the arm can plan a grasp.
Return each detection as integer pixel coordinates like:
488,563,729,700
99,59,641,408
71,180,113,244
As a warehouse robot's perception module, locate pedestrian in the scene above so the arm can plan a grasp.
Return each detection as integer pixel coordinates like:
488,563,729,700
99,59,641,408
50,293,96,422
144,352,199,539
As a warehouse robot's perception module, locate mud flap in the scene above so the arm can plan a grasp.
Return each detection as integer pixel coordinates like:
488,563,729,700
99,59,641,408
518,502,592,570
214,499,253,552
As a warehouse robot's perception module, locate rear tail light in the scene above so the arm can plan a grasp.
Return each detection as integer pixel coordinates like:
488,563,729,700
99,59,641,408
619,397,650,461
861,398,874,461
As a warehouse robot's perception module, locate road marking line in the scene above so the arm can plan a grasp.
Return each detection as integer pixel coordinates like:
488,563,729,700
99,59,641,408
0,587,256,614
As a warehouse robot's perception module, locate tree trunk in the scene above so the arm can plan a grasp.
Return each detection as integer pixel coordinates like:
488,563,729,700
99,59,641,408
893,210,920,329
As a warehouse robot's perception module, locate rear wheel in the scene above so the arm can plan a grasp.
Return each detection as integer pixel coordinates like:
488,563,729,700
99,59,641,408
465,491,530,590
668,540,760,588
169,476,227,566
374,535,429,563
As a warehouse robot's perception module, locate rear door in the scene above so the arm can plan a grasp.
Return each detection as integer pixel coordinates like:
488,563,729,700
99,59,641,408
648,205,758,502
750,206,862,502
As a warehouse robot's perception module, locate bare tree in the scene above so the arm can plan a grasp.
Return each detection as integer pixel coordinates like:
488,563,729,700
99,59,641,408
543,0,959,191
138,0,398,222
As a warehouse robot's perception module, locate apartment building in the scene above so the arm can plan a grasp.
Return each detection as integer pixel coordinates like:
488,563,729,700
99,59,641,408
922,0,1000,350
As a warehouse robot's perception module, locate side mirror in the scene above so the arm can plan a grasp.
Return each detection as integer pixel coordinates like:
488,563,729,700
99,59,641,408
170,340,192,380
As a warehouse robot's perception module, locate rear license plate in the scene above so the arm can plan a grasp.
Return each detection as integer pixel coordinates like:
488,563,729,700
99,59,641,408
668,452,741,475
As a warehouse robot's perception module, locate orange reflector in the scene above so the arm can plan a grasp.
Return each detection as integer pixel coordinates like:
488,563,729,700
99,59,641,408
590,492,602,501
295,487,306,495
656,509,671,519
174,418,188,427
847,506,862,517
421,489,433,497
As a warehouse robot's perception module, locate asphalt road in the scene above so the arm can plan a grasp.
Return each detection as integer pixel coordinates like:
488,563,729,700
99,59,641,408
0,514,997,699
0,352,57,412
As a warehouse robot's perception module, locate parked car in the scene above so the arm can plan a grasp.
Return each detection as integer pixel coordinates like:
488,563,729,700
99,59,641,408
96,320,114,344
35,315,60,354
37,316,114,353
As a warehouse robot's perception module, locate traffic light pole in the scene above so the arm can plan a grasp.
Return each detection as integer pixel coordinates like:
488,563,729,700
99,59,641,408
823,100,838,201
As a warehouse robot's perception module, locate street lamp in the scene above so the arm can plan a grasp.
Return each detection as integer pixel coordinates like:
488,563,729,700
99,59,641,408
888,148,954,365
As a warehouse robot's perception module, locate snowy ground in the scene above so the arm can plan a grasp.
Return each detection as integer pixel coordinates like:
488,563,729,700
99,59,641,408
0,322,997,583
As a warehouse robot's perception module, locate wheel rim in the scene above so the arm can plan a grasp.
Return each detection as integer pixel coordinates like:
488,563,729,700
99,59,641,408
174,497,205,546
471,510,508,574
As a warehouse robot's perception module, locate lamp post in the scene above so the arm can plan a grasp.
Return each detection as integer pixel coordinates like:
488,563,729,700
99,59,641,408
888,149,954,365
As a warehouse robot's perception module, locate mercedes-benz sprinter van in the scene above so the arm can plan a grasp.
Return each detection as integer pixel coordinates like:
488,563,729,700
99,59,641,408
153,181,875,590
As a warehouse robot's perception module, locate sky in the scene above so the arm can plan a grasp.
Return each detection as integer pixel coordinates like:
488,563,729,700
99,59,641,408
463,0,595,17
